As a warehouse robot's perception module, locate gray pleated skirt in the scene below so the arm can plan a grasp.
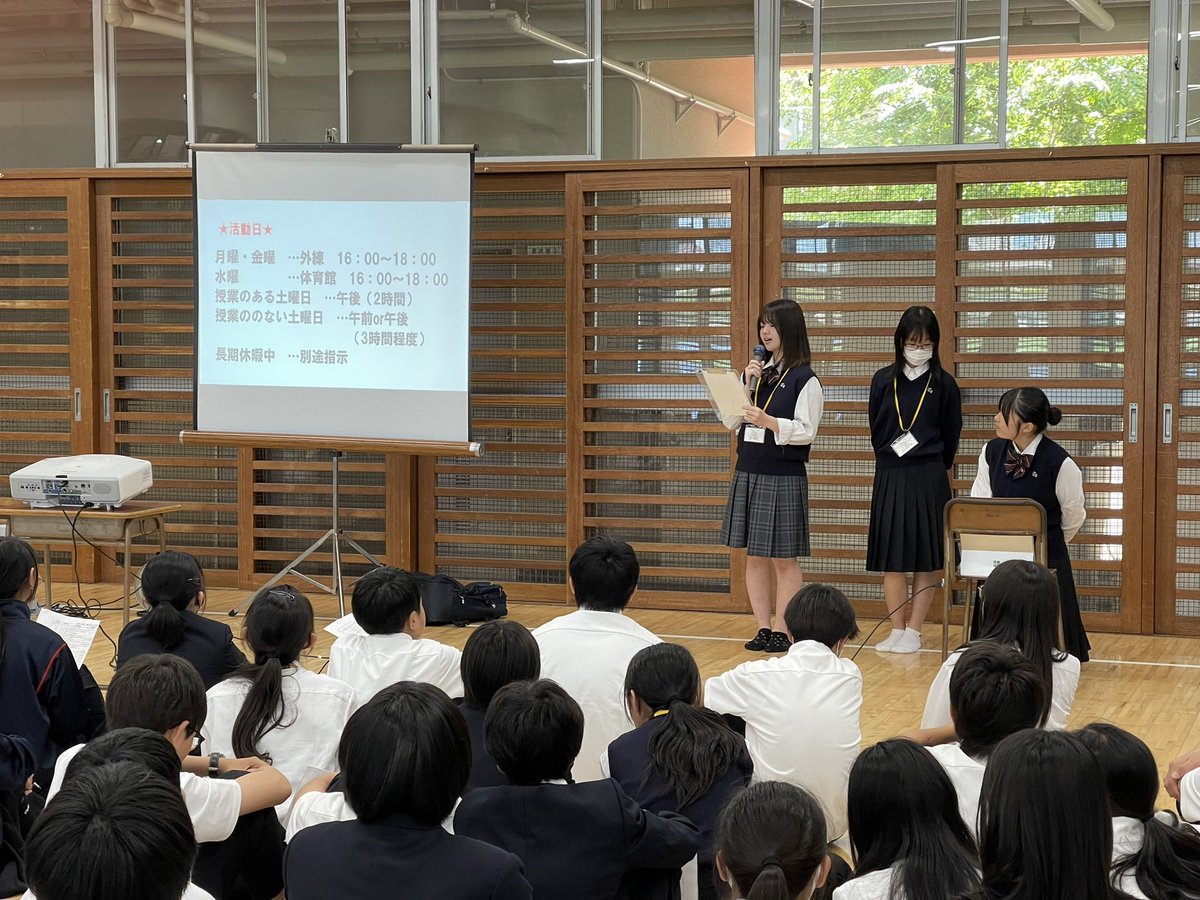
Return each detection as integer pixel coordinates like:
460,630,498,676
721,470,810,558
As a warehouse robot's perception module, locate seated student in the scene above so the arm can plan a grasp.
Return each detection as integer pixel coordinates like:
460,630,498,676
285,682,532,899
203,584,355,819
0,734,37,898
901,642,1050,835
965,729,1127,900
455,678,700,899
713,781,832,900
24,761,214,900
118,551,245,689
1077,723,1200,900
328,567,464,705
0,538,90,773
921,560,1079,732
47,654,290,900
704,583,862,842
835,740,980,900
458,619,540,792
606,642,753,900
533,535,661,781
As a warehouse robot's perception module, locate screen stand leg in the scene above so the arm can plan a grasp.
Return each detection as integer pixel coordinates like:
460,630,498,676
227,450,384,618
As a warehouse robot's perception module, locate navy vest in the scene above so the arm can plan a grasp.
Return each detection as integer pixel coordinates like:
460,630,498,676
735,363,818,476
983,436,1070,559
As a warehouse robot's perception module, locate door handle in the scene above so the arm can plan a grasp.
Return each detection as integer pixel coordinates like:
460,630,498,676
1128,402,1138,444
1164,403,1174,445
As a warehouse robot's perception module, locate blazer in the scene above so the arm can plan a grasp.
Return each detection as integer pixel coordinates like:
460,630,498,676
455,778,701,900
458,701,509,792
118,609,246,689
284,813,532,900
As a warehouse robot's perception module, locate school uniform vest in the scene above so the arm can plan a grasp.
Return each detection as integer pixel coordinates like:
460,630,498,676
984,436,1070,559
735,363,817,476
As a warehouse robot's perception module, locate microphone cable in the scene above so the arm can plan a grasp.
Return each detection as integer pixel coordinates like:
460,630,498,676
849,581,945,662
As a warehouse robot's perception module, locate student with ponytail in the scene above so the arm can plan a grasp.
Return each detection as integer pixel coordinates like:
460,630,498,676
202,585,355,819
0,537,89,772
713,781,831,900
606,643,753,900
971,387,1090,661
1077,723,1200,899
118,551,245,688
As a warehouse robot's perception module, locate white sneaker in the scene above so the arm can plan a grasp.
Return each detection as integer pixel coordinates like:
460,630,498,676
891,628,923,654
875,630,903,652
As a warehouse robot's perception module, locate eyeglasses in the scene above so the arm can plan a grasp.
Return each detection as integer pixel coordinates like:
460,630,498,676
904,342,934,351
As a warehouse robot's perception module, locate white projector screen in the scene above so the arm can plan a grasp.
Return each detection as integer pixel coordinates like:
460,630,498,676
193,148,473,443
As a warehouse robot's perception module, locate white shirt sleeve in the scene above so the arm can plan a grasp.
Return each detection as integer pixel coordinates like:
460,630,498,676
284,790,356,843
920,653,959,730
179,772,242,843
971,444,992,498
1182,769,1200,822
775,377,825,446
703,671,748,718
1057,457,1086,543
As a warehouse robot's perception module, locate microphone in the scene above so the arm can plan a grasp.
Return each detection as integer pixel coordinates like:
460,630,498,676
748,344,767,392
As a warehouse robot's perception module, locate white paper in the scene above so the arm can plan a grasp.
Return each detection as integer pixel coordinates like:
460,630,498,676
36,607,101,669
324,612,367,639
698,368,749,420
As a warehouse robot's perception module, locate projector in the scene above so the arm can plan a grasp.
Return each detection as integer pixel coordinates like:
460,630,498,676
9,455,153,510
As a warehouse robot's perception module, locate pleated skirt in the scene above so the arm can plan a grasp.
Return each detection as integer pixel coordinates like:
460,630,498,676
1051,553,1091,663
721,470,810,558
866,459,950,573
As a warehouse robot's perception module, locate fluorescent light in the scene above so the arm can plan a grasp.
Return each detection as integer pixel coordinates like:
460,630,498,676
788,0,814,7
1064,0,1115,32
925,35,1002,50
551,57,594,64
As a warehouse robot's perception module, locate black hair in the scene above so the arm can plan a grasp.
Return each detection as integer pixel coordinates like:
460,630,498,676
484,679,584,785
997,387,1063,435
974,559,1067,687
757,298,813,370
230,584,313,759
974,729,1124,900
623,643,751,809
461,619,540,709
715,781,828,900
568,535,640,611
891,305,944,381
949,642,1051,758
351,566,422,635
846,740,980,899
0,537,38,680
108,653,207,737
340,682,470,826
65,727,181,785
1077,723,1200,900
139,550,205,651
783,583,859,648
25,761,195,900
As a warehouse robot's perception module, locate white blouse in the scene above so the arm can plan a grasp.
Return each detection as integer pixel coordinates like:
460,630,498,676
970,433,1086,542
721,356,825,447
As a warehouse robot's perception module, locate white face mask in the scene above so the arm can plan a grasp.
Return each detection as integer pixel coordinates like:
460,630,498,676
904,347,933,368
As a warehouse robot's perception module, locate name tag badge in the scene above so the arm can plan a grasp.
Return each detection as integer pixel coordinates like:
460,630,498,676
744,425,766,444
891,431,919,457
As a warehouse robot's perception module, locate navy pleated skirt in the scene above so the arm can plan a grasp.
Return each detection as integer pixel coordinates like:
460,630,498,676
866,459,950,573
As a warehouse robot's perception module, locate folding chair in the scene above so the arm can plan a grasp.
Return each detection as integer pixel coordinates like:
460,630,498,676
941,498,1048,660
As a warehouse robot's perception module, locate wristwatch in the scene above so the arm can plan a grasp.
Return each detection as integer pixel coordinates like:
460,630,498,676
208,752,224,778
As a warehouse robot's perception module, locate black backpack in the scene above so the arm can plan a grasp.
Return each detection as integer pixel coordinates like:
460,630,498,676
414,573,508,627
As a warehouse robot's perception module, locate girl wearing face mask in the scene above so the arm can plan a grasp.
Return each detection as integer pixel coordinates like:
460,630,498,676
867,306,963,654
970,387,1089,662
721,299,825,653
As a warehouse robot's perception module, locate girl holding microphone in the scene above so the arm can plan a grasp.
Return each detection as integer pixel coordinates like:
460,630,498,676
868,306,962,654
720,299,824,653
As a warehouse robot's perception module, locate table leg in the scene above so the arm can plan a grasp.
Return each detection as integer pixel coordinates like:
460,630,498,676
123,521,133,630
43,542,53,608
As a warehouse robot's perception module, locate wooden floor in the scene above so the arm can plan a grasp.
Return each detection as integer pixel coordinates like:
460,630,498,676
63,581,1200,802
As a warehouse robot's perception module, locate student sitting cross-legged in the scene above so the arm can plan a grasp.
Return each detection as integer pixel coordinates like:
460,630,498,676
24,759,213,900
533,536,662,782
284,682,533,900
454,678,701,900
704,583,863,843
47,654,291,900
328,567,464,706
900,642,1050,836
605,642,753,900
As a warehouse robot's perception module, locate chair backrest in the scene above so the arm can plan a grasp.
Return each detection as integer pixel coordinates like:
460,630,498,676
945,497,1049,570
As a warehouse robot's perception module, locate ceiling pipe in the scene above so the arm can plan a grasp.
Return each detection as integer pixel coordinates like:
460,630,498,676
1063,0,1115,31
101,0,286,63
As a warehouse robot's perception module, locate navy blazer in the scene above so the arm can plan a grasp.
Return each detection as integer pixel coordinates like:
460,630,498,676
458,701,509,792
118,609,246,689
284,813,532,900
455,778,701,900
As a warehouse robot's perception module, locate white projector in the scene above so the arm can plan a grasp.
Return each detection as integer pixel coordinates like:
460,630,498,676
9,455,153,509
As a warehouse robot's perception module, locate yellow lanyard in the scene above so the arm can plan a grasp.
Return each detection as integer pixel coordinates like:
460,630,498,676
651,709,670,718
753,365,794,412
893,372,934,433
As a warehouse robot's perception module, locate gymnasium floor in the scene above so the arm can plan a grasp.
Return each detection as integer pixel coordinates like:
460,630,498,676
69,583,1200,801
